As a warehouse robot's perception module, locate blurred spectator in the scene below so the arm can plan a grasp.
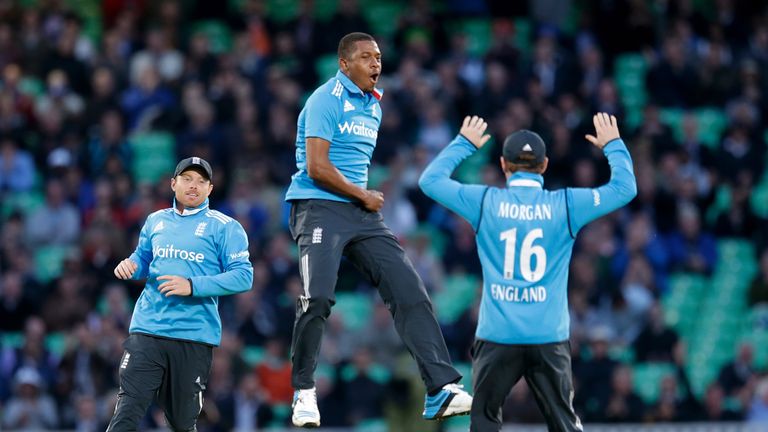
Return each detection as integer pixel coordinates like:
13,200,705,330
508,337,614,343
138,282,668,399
0,270,38,331
342,347,387,425
601,365,646,423
715,126,764,183
83,66,120,128
717,342,756,398
0,316,59,399
574,326,619,421
632,104,676,160
527,31,576,100
714,173,762,239
0,137,36,193
85,109,131,178
40,273,91,331
403,231,444,294
747,377,768,423
69,394,106,432
748,249,768,306
442,217,482,275
612,213,670,294
119,65,176,131
698,383,744,421
648,372,696,422
617,255,656,325
2,367,59,430
352,301,403,369
666,203,717,275
696,40,736,106
24,178,81,247
55,322,113,400
502,380,545,424
35,69,85,122
254,338,292,405
214,373,273,431
324,0,370,51
646,36,698,107
129,27,183,84
42,23,89,96
234,288,279,347
633,301,679,363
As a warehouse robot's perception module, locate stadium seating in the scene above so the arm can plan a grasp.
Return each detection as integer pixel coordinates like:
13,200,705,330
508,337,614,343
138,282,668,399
662,239,758,397
433,273,479,324
128,131,176,185
34,245,73,283
191,20,233,54
333,291,373,331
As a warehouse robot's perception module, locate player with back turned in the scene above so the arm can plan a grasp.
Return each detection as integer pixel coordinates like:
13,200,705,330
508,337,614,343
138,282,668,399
419,114,637,431
285,32,472,428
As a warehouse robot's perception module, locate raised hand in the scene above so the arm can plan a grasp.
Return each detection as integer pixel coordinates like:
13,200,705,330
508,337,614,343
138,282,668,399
585,112,620,149
460,115,492,149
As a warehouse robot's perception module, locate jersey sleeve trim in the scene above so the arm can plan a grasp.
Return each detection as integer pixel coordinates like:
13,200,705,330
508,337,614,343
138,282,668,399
565,189,575,239
475,186,490,233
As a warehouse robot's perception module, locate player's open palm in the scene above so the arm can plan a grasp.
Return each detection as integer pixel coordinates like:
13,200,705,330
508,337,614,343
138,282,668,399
114,258,138,280
460,115,492,149
585,112,620,149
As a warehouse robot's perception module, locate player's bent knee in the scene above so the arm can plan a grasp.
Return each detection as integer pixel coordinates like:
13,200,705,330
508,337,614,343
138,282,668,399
302,296,333,319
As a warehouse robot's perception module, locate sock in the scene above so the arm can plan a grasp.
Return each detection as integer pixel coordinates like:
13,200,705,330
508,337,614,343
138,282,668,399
427,389,442,397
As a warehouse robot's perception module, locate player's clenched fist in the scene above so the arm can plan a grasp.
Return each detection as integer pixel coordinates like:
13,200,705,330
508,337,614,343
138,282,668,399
362,189,384,212
585,112,620,149
114,259,138,280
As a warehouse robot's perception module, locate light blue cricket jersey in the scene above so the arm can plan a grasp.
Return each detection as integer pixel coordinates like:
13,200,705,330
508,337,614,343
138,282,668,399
128,198,253,346
419,136,637,344
285,70,383,202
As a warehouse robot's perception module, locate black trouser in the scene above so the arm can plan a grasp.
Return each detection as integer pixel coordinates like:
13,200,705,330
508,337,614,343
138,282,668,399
288,199,461,393
470,339,582,432
107,334,213,432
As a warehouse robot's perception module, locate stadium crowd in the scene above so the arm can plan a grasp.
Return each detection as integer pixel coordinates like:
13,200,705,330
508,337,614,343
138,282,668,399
0,0,768,429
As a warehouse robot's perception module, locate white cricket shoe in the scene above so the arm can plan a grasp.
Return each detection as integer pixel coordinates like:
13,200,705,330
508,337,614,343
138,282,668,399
292,387,321,428
423,383,473,420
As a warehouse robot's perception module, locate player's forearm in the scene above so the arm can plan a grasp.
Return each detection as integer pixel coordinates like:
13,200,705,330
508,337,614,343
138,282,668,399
128,252,150,280
189,265,253,297
308,161,368,202
418,135,476,201
603,139,638,204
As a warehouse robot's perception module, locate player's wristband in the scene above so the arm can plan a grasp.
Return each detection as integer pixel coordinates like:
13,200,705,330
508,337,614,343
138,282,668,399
188,278,194,296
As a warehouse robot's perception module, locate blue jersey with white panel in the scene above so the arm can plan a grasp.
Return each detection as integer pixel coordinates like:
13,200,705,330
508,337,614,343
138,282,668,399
128,198,253,346
419,136,636,344
285,69,383,202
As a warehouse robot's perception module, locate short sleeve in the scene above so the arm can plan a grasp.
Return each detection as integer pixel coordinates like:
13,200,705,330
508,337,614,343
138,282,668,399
304,90,341,142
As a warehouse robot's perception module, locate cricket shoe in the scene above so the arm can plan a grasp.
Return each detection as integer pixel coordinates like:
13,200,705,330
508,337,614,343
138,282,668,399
292,387,320,428
423,383,472,420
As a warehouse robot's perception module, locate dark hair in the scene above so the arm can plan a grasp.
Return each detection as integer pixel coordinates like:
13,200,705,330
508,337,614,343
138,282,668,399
338,32,375,59
504,153,546,174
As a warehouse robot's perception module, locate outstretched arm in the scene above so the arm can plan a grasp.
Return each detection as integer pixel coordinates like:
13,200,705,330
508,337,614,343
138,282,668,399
567,113,637,234
419,116,492,230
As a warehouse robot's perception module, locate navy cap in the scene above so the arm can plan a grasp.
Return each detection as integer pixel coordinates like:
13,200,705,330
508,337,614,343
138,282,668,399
502,130,546,166
174,156,212,180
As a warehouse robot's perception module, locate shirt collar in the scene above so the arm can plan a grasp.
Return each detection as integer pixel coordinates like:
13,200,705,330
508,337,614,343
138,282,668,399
507,172,544,188
335,70,383,100
173,198,209,216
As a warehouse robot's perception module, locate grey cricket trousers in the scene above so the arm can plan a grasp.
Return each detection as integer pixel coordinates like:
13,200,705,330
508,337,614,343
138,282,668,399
470,339,582,432
288,199,461,393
